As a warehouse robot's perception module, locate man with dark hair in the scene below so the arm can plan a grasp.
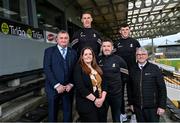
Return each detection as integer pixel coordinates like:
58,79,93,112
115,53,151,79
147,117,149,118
71,11,102,57
128,47,167,122
98,39,128,122
115,23,140,68
114,23,140,121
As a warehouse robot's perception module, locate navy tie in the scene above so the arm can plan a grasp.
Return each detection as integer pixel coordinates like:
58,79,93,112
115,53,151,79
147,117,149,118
62,48,66,59
62,50,68,82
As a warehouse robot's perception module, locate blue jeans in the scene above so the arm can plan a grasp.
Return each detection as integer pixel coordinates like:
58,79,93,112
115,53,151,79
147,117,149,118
99,95,122,122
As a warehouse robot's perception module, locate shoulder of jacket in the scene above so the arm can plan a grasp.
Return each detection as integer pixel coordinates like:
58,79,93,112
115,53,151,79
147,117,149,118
69,47,77,53
114,40,119,45
97,55,102,60
75,63,82,71
149,63,160,69
129,64,138,73
132,63,139,69
74,29,83,35
45,45,56,52
92,29,100,34
117,39,124,43
145,62,159,70
67,46,72,50
130,37,138,41
112,54,122,60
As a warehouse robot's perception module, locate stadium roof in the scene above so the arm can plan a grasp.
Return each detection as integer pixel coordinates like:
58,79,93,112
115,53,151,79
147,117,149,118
67,0,180,41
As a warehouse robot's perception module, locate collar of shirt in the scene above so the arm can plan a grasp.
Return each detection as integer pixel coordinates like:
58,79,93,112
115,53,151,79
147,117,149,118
57,45,67,56
138,61,147,69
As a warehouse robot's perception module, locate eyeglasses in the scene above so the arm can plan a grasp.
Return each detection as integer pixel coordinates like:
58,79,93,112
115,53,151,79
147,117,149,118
136,54,147,56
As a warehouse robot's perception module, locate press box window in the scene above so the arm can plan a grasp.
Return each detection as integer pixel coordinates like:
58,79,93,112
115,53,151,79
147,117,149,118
36,0,66,33
0,0,28,24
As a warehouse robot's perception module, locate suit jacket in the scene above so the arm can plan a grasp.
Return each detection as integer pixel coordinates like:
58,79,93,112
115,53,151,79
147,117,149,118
43,45,77,96
73,64,107,113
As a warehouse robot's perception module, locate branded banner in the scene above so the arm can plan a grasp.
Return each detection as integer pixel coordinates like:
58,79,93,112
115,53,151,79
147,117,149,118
0,17,44,40
45,31,57,44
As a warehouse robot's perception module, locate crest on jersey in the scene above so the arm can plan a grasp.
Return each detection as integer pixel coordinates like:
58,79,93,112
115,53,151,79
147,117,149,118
130,43,133,47
93,33,96,37
112,63,116,67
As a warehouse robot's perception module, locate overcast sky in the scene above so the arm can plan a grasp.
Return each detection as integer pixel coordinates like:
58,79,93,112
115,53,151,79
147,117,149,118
138,32,180,46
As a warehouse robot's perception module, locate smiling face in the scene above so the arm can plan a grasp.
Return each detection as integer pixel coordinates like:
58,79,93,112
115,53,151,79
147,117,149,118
81,13,93,28
56,32,69,48
101,41,113,56
136,50,148,64
82,48,93,65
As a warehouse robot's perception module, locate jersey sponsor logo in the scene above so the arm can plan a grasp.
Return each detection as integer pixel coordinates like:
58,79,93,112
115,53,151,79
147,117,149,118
145,73,151,76
117,43,123,48
80,32,85,37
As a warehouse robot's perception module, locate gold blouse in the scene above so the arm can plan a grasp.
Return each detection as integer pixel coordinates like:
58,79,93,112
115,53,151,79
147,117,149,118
90,71,102,97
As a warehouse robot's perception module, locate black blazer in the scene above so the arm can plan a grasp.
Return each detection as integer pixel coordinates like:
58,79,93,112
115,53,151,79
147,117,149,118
73,64,107,113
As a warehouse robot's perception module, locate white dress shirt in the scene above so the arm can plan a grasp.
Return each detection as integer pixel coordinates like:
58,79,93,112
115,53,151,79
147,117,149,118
138,61,147,69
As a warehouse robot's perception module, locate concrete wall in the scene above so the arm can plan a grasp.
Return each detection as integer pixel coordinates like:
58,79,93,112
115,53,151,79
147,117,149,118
0,33,54,76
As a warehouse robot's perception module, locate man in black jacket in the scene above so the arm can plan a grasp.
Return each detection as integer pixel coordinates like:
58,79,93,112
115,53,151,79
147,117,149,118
71,11,101,57
128,47,167,122
114,23,140,121
98,39,128,122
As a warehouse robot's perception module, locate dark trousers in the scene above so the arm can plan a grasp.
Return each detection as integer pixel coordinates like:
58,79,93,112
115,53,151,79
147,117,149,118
47,92,73,122
99,95,122,122
121,82,125,114
134,106,160,122
78,108,99,122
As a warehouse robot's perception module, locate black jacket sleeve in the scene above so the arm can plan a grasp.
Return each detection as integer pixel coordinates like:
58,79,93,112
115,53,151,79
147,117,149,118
69,50,78,84
71,31,80,51
43,47,59,87
127,68,134,105
101,75,107,92
73,64,92,98
155,66,167,109
119,57,129,84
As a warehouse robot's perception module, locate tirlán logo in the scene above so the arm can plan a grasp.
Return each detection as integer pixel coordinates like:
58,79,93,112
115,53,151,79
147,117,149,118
1,22,9,34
